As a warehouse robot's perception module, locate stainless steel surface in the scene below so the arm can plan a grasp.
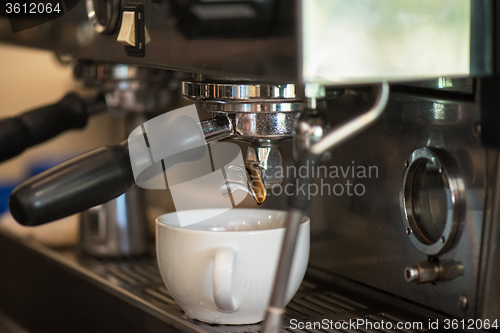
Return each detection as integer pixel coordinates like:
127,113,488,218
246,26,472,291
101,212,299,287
229,113,298,142
405,78,475,94
183,80,302,142
79,186,148,257
246,146,283,189
301,0,475,84
75,62,177,114
393,99,477,126
302,92,485,319
75,62,174,83
104,88,172,114
221,163,253,198
182,82,302,105
459,295,469,310
196,103,301,113
200,116,234,143
404,267,420,283
402,147,465,255
293,110,329,161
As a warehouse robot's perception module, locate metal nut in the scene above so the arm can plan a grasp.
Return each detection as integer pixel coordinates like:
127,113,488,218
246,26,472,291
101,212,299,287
458,295,468,310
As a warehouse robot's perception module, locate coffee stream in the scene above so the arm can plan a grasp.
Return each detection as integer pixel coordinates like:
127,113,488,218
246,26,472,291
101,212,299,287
245,163,266,205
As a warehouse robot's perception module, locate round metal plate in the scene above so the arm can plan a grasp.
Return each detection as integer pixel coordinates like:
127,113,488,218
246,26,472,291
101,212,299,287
182,81,302,102
401,147,465,255
195,101,304,113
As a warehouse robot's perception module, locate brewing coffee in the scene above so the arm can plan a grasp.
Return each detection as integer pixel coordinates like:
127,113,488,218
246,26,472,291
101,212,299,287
245,163,267,205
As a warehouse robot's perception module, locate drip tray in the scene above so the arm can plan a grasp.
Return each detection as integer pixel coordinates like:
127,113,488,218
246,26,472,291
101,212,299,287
0,231,452,333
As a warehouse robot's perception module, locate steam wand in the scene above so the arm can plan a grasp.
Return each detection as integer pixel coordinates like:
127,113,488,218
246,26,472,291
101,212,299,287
261,82,390,333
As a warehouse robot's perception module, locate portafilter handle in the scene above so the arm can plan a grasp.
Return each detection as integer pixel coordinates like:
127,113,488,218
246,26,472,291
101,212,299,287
9,142,135,226
0,93,106,163
9,115,233,227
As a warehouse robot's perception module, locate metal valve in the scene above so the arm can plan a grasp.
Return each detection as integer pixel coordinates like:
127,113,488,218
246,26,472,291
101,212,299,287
404,259,464,284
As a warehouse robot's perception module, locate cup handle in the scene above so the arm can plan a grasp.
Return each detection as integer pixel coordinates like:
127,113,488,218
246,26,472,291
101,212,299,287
213,247,237,312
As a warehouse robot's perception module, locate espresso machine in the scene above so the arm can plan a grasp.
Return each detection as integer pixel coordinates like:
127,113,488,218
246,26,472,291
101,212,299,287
0,0,499,332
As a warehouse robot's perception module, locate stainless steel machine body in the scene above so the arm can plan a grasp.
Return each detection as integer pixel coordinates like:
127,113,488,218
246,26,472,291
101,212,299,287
301,90,489,319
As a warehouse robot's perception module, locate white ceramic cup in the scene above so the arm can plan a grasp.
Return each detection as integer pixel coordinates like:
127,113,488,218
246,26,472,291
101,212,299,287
156,208,310,325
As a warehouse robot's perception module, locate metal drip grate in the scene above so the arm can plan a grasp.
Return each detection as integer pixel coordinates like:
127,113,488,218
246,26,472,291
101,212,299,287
78,255,164,288
286,291,368,317
65,253,436,333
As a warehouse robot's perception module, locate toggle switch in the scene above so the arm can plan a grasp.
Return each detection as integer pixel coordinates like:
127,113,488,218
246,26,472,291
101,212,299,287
117,11,151,47
116,4,149,57
117,11,136,46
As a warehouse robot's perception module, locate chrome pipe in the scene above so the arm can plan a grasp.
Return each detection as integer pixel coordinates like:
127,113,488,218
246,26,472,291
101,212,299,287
310,82,390,155
261,208,304,333
201,116,234,143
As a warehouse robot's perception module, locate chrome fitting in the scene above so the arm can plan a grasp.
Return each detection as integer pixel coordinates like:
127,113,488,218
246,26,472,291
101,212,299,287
404,259,465,284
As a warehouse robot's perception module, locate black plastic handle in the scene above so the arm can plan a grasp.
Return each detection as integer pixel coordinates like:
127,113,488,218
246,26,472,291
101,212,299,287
8,114,209,226
0,93,105,163
9,143,134,226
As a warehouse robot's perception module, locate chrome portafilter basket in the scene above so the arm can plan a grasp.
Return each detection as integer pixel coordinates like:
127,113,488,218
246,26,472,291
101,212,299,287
181,78,304,140
181,78,305,203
